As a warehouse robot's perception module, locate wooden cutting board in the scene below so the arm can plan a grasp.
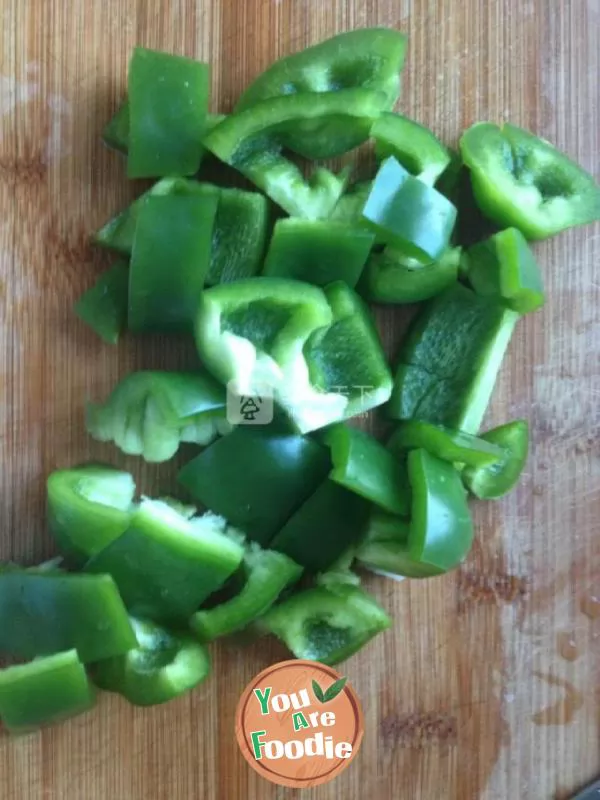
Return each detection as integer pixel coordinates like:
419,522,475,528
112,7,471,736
0,1,598,798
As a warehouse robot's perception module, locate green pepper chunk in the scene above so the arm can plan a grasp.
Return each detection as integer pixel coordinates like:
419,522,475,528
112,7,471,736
127,48,210,178
91,618,210,706
388,284,519,433
47,464,135,566
388,420,505,468
129,193,218,333
85,501,244,624
190,544,303,641
460,122,600,239
0,651,95,734
324,424,410,516
178,426,331,546
75,261,129,345
262,219,374,288
464,228,545,314
462,420,529,499
407,449,474,572
371,112,450,185
259,583,391,666
359,246,460,304
362,157,457,263
86,370,231,463
330,180,373,225
0,571,136,662
356,509,445,580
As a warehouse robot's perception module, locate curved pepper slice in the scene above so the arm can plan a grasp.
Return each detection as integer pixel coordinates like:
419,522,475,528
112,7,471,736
47,464,135,566
371,112,450,185
460,122,600,239
462,420,529,499
388,420,505,468
359,246,460,304
86,370,231,463
91,618,210,706
259,583,391,666
75,260,129,345
190,544,303,641
0,650,95,734
464,228,545,314
362,157,457,263
407,448,474,572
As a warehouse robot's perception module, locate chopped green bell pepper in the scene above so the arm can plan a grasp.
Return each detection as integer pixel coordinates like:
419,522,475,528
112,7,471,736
128,193,218,333
388,283,519,433
359,246,460,304
0,651,95,734
259,583,391,665
362,157,457,263
127,47,210,178
85,500,245,624
262,219,374,288
190,544,303,641
464,227,545,313
74,260,129,344
438,160,500,248
371,112,451,185
92,617,211,706
388,420,505,468
407,448,474,572
178,426,331,546
460,122,600,239
47,464,135,566
0,571,136,663
324,424,410,516
462,420,529,499
330,180,373,224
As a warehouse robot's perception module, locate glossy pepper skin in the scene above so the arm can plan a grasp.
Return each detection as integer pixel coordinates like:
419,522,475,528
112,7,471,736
460,122,600,239
74,260,129,344
371,112,450,185
85,500,245,624
0,650,95,734
388,420,505,468
92,618,211,706
388,283,519,433
462,420,529,499
235,28,407,158
359,246,460,304
178,426,331,546
259,583,391,666
0,571,136,663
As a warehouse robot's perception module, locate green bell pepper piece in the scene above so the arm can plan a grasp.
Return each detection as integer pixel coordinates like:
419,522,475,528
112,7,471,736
362,157,457,263
388,283,519,433
85,500,244,624
259,583,391,665
359,246,460,304
371,112,451,185
0,571,136,662
127,47,210,178
356,509,445,580
262,219,374,288
190,544,303,641
86,370,231,463
407,448,474,572
460,122,600,239
91,617,210,706
178,426,331,546
74,260,129,345
0,651,95,734
462,420,529,499
129,193,218,333
464,227,545,314
388,420,505,468
47,464,135,566
324,424,410,516
438,160,500,248
330,180,373,224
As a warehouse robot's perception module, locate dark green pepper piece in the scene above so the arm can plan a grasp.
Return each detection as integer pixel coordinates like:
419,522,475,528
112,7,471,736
388,420,505,468
74,260,129,344
359,246,460,304
462,420,529,499
371,112,450,185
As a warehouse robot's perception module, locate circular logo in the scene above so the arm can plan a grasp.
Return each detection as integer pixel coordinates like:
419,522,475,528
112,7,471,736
235,659,364,789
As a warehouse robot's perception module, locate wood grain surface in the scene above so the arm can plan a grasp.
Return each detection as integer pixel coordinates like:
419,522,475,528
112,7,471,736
0,1,598,798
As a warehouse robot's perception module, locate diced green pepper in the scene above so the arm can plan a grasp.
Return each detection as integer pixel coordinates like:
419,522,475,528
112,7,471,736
0,651,95,734
462,420,529,499
438,160,500,247
127,48,210,178
259,583,391,665
74,260,129,344
330,180,373,224
359,246,460,304
388,420,505,468
460,122,600,239
92,618,210,706
0,571,136,662
371,112,450,185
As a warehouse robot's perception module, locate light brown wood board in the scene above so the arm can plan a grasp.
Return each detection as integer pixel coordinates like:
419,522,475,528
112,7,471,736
0,1,598,798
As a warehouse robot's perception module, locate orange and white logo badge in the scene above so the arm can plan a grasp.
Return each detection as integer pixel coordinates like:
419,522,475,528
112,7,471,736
236,659,364,789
